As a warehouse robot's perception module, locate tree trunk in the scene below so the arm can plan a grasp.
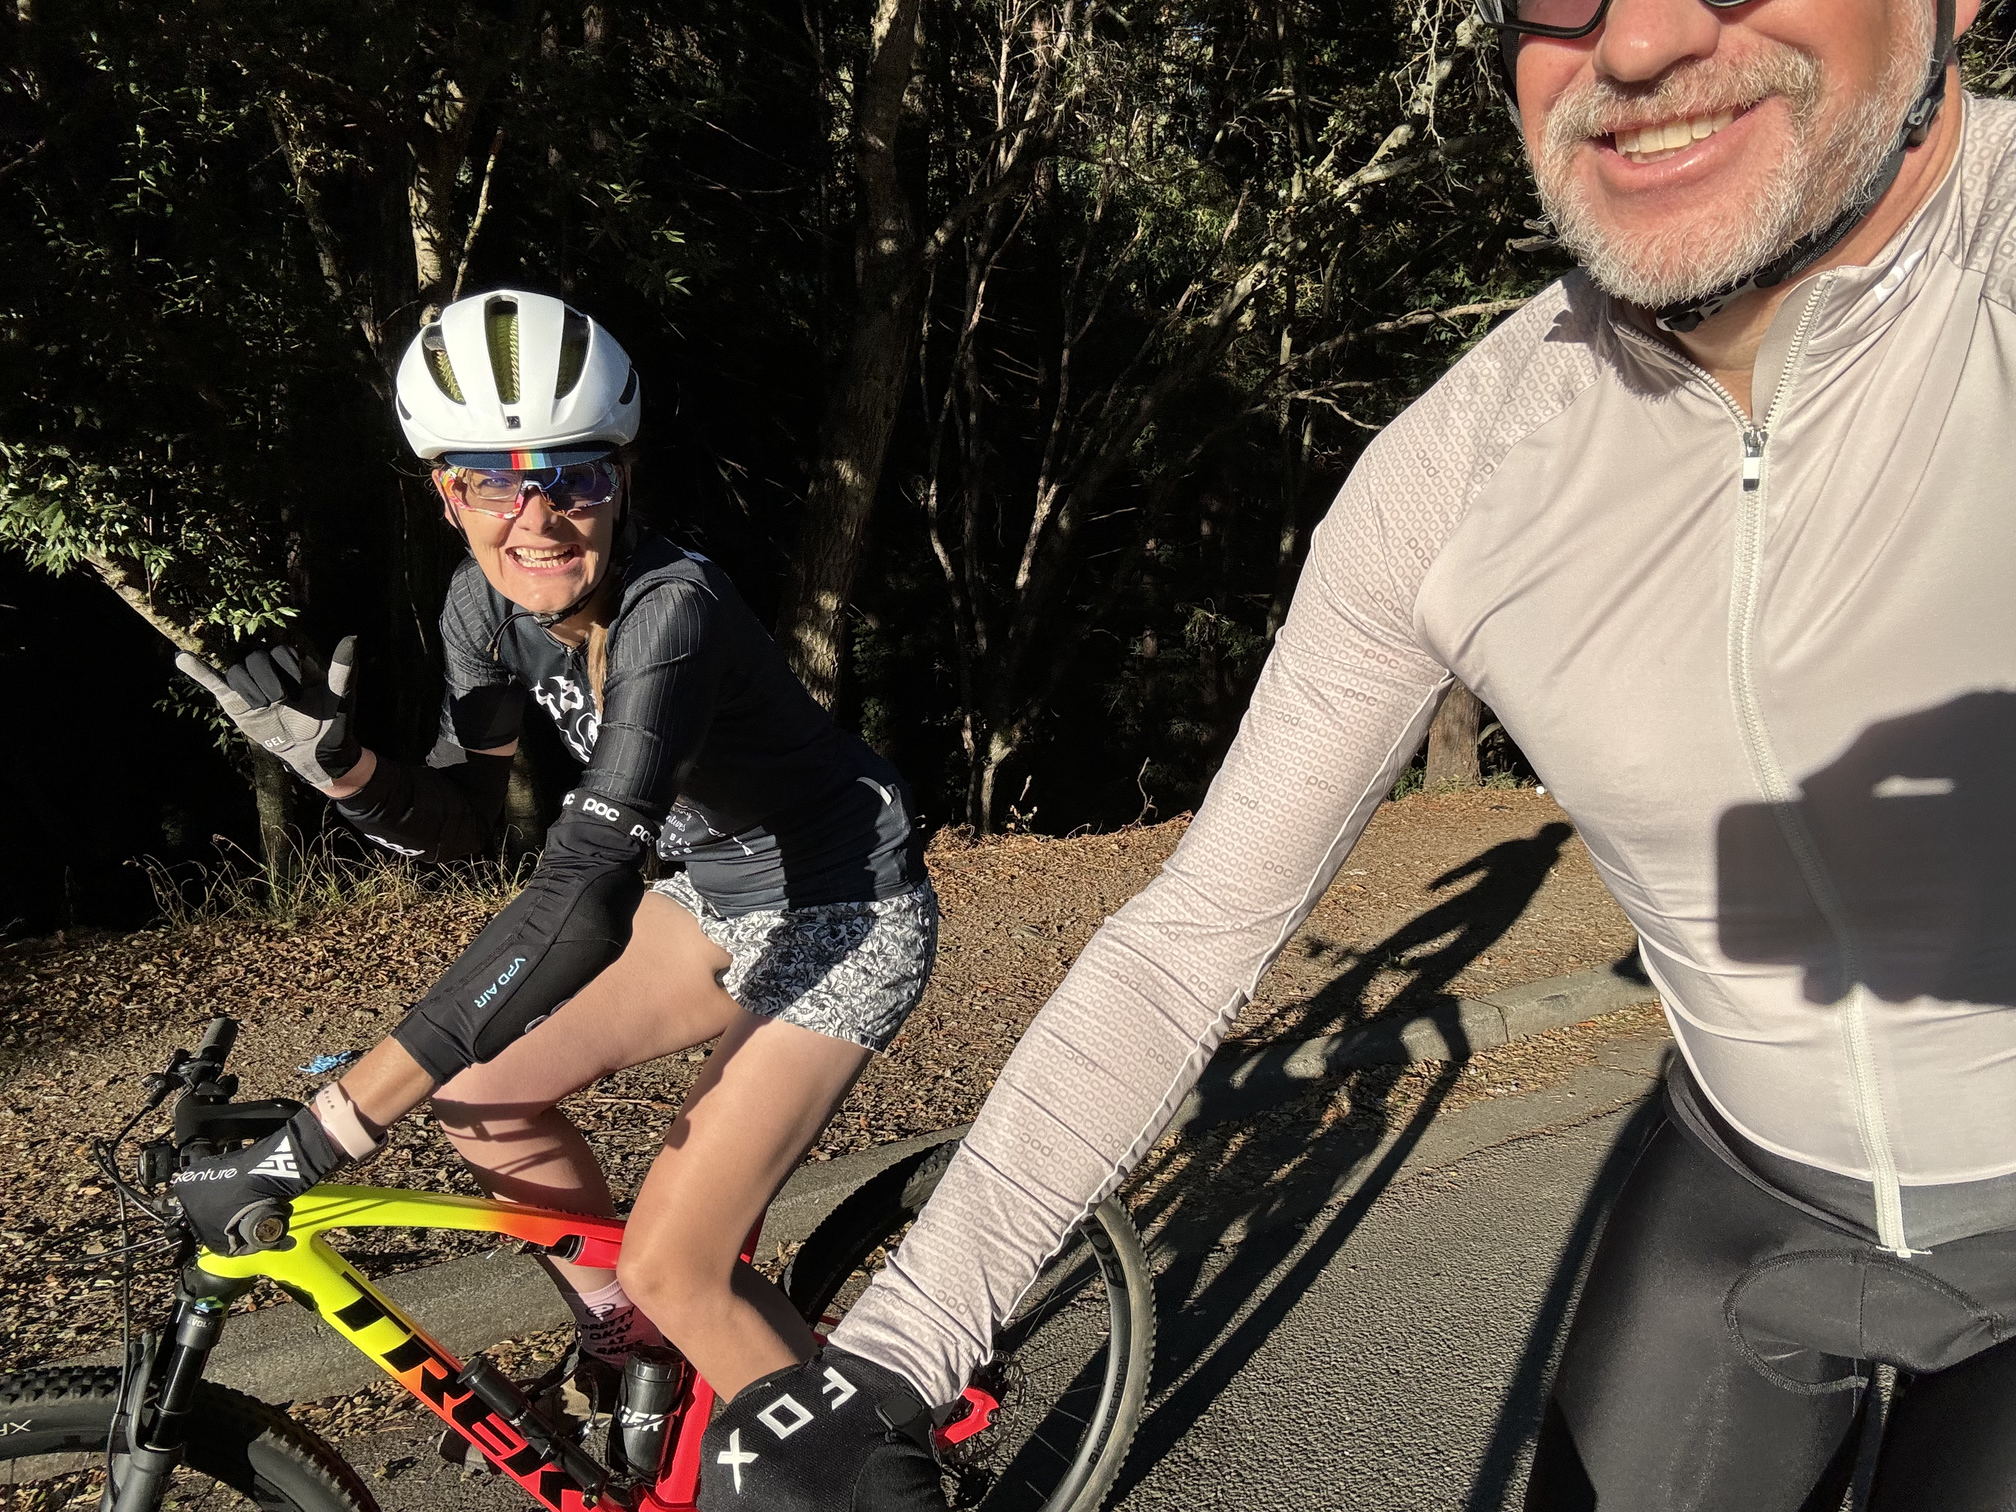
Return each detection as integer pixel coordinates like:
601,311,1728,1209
81,550,309,884
773,0,924,707
502,745,547,862
1424,681,1484,790
251,750,301,893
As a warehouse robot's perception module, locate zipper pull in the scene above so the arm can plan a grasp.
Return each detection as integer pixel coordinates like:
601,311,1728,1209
1742,427,1766,492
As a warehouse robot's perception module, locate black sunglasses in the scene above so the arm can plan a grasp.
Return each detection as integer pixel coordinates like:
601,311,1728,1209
1476,0,1753,43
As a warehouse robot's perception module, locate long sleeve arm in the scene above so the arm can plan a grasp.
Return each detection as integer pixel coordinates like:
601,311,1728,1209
827,493,1457,1404
333,747,515,862
389,583,727,1083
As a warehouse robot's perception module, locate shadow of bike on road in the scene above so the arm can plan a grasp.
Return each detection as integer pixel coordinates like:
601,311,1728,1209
1106,818,1627,1504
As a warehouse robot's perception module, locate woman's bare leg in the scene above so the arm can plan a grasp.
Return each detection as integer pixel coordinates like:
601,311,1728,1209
433,891,741,1293
616,1011,871,1400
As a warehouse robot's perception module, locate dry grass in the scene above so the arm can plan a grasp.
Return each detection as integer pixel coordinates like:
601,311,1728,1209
134,835,531,932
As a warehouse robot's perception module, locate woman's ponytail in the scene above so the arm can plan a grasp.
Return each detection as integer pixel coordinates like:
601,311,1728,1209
585,577,620,717
587,445,641,716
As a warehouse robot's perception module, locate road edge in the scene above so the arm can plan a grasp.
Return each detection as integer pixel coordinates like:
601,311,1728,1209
1172,961,1659,1130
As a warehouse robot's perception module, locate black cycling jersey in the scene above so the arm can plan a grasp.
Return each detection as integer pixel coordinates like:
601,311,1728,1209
336,533,926,1083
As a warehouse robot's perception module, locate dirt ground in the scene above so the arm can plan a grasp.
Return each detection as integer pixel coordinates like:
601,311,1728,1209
0,786,1648,1374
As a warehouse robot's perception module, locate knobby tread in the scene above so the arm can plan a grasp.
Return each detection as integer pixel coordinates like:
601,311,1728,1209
1076,1203,1155,1510
0,1367,123,1407
0,1365,379,1512
784,1138,960,1321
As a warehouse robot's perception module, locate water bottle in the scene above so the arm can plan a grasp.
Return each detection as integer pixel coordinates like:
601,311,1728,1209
611,1345,687,1482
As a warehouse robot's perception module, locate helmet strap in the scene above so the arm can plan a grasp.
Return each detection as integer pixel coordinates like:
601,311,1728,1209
531,474,635,629
1654,0,1956,334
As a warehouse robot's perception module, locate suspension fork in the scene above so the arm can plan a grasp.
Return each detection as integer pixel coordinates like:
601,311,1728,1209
108,1272,253,1512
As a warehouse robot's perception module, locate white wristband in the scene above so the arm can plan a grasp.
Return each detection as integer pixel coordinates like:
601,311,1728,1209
312,1083,386,1163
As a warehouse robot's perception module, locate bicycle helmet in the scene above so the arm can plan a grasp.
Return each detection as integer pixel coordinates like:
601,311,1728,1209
397,291,644,627
395,289,640,464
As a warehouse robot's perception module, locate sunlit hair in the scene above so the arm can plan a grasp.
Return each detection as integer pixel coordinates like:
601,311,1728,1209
1528,9,1934,311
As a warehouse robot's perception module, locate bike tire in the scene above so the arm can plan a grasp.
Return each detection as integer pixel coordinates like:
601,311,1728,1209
0,1365,377,1512
785,1138,1154,1512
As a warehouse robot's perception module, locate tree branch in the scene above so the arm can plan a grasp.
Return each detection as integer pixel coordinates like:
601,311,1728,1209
80,551,220,659
0,139,46,184
452,126,506,303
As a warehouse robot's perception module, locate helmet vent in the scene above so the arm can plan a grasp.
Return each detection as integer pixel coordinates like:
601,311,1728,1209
556,309,591,398
619,366,638,406
420,325,465,403
485,298,521,404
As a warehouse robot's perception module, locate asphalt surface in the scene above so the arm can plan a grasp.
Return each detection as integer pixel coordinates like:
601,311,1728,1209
318,1028,1669,1512
1111,1035,1667,1512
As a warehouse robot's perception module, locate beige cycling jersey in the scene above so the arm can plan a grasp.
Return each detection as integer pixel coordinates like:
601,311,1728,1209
833,94,2016,1405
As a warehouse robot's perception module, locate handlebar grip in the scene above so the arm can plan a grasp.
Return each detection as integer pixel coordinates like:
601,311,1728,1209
229,1200,291,1253
197,1017,239,1066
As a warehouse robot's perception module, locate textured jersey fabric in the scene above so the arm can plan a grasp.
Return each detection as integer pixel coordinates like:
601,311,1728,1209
830,95,2016,1402
433,535,925,910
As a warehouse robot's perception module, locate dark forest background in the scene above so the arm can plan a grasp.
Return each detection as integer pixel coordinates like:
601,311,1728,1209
5,0,2012,938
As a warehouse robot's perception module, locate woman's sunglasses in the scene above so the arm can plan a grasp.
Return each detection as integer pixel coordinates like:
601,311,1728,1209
1476,0,1752,42
442,461,622,520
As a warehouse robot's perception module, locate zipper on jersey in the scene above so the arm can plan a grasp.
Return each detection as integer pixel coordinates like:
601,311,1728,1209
1623,281,1914,1254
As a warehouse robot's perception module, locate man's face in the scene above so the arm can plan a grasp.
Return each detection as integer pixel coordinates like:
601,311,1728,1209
1518,0,1935,311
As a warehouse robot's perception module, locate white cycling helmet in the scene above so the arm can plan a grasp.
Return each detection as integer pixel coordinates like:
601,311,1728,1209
394,289,640,465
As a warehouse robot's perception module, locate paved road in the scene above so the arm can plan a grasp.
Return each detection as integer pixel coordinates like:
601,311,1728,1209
331,1031,1670,1512
1111,1038,1666,1511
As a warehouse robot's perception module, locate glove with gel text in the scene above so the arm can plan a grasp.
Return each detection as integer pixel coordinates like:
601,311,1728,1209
177,638,362,789
169,1109,345,1256
698,1347,949,1512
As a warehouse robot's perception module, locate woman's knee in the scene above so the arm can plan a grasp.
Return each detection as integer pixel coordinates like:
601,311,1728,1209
616,1228,735,1321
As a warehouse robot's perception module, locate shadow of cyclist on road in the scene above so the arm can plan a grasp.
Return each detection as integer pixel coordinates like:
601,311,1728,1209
1289,822,1577,1041
1103,816,1579,1502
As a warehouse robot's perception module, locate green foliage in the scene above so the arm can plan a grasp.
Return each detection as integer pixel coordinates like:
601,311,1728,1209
11,0,1996,889
0,450,301,647
0,9,358,652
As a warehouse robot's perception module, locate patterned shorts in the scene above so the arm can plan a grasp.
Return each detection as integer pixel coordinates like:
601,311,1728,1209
650,873,939,1052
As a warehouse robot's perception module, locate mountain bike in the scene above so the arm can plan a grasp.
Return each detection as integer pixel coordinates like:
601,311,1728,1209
0,1018,1154,1512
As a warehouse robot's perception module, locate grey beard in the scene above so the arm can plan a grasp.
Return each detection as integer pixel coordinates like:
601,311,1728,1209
1530,30,1930,312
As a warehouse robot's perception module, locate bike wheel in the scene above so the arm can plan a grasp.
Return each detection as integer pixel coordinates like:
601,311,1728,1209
0,1366,376,1512
785,1139,1154,1512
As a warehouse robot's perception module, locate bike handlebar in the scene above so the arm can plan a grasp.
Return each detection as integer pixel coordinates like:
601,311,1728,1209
195,1017,237,1070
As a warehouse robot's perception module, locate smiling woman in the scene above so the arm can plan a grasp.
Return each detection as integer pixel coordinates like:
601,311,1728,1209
438,459,625,629
171,289,943,1487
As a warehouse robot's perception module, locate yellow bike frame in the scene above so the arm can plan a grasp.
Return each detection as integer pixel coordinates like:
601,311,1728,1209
198,1186,717,1512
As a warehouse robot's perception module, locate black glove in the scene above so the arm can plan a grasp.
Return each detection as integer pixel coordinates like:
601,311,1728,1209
176,637,361,789
169,1109,346,1256
698,1348,948,1512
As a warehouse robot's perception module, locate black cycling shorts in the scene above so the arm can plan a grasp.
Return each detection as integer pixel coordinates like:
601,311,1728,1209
1526,1071,2016,1512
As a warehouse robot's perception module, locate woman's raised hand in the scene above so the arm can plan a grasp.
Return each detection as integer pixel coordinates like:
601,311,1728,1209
177,637,363,792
